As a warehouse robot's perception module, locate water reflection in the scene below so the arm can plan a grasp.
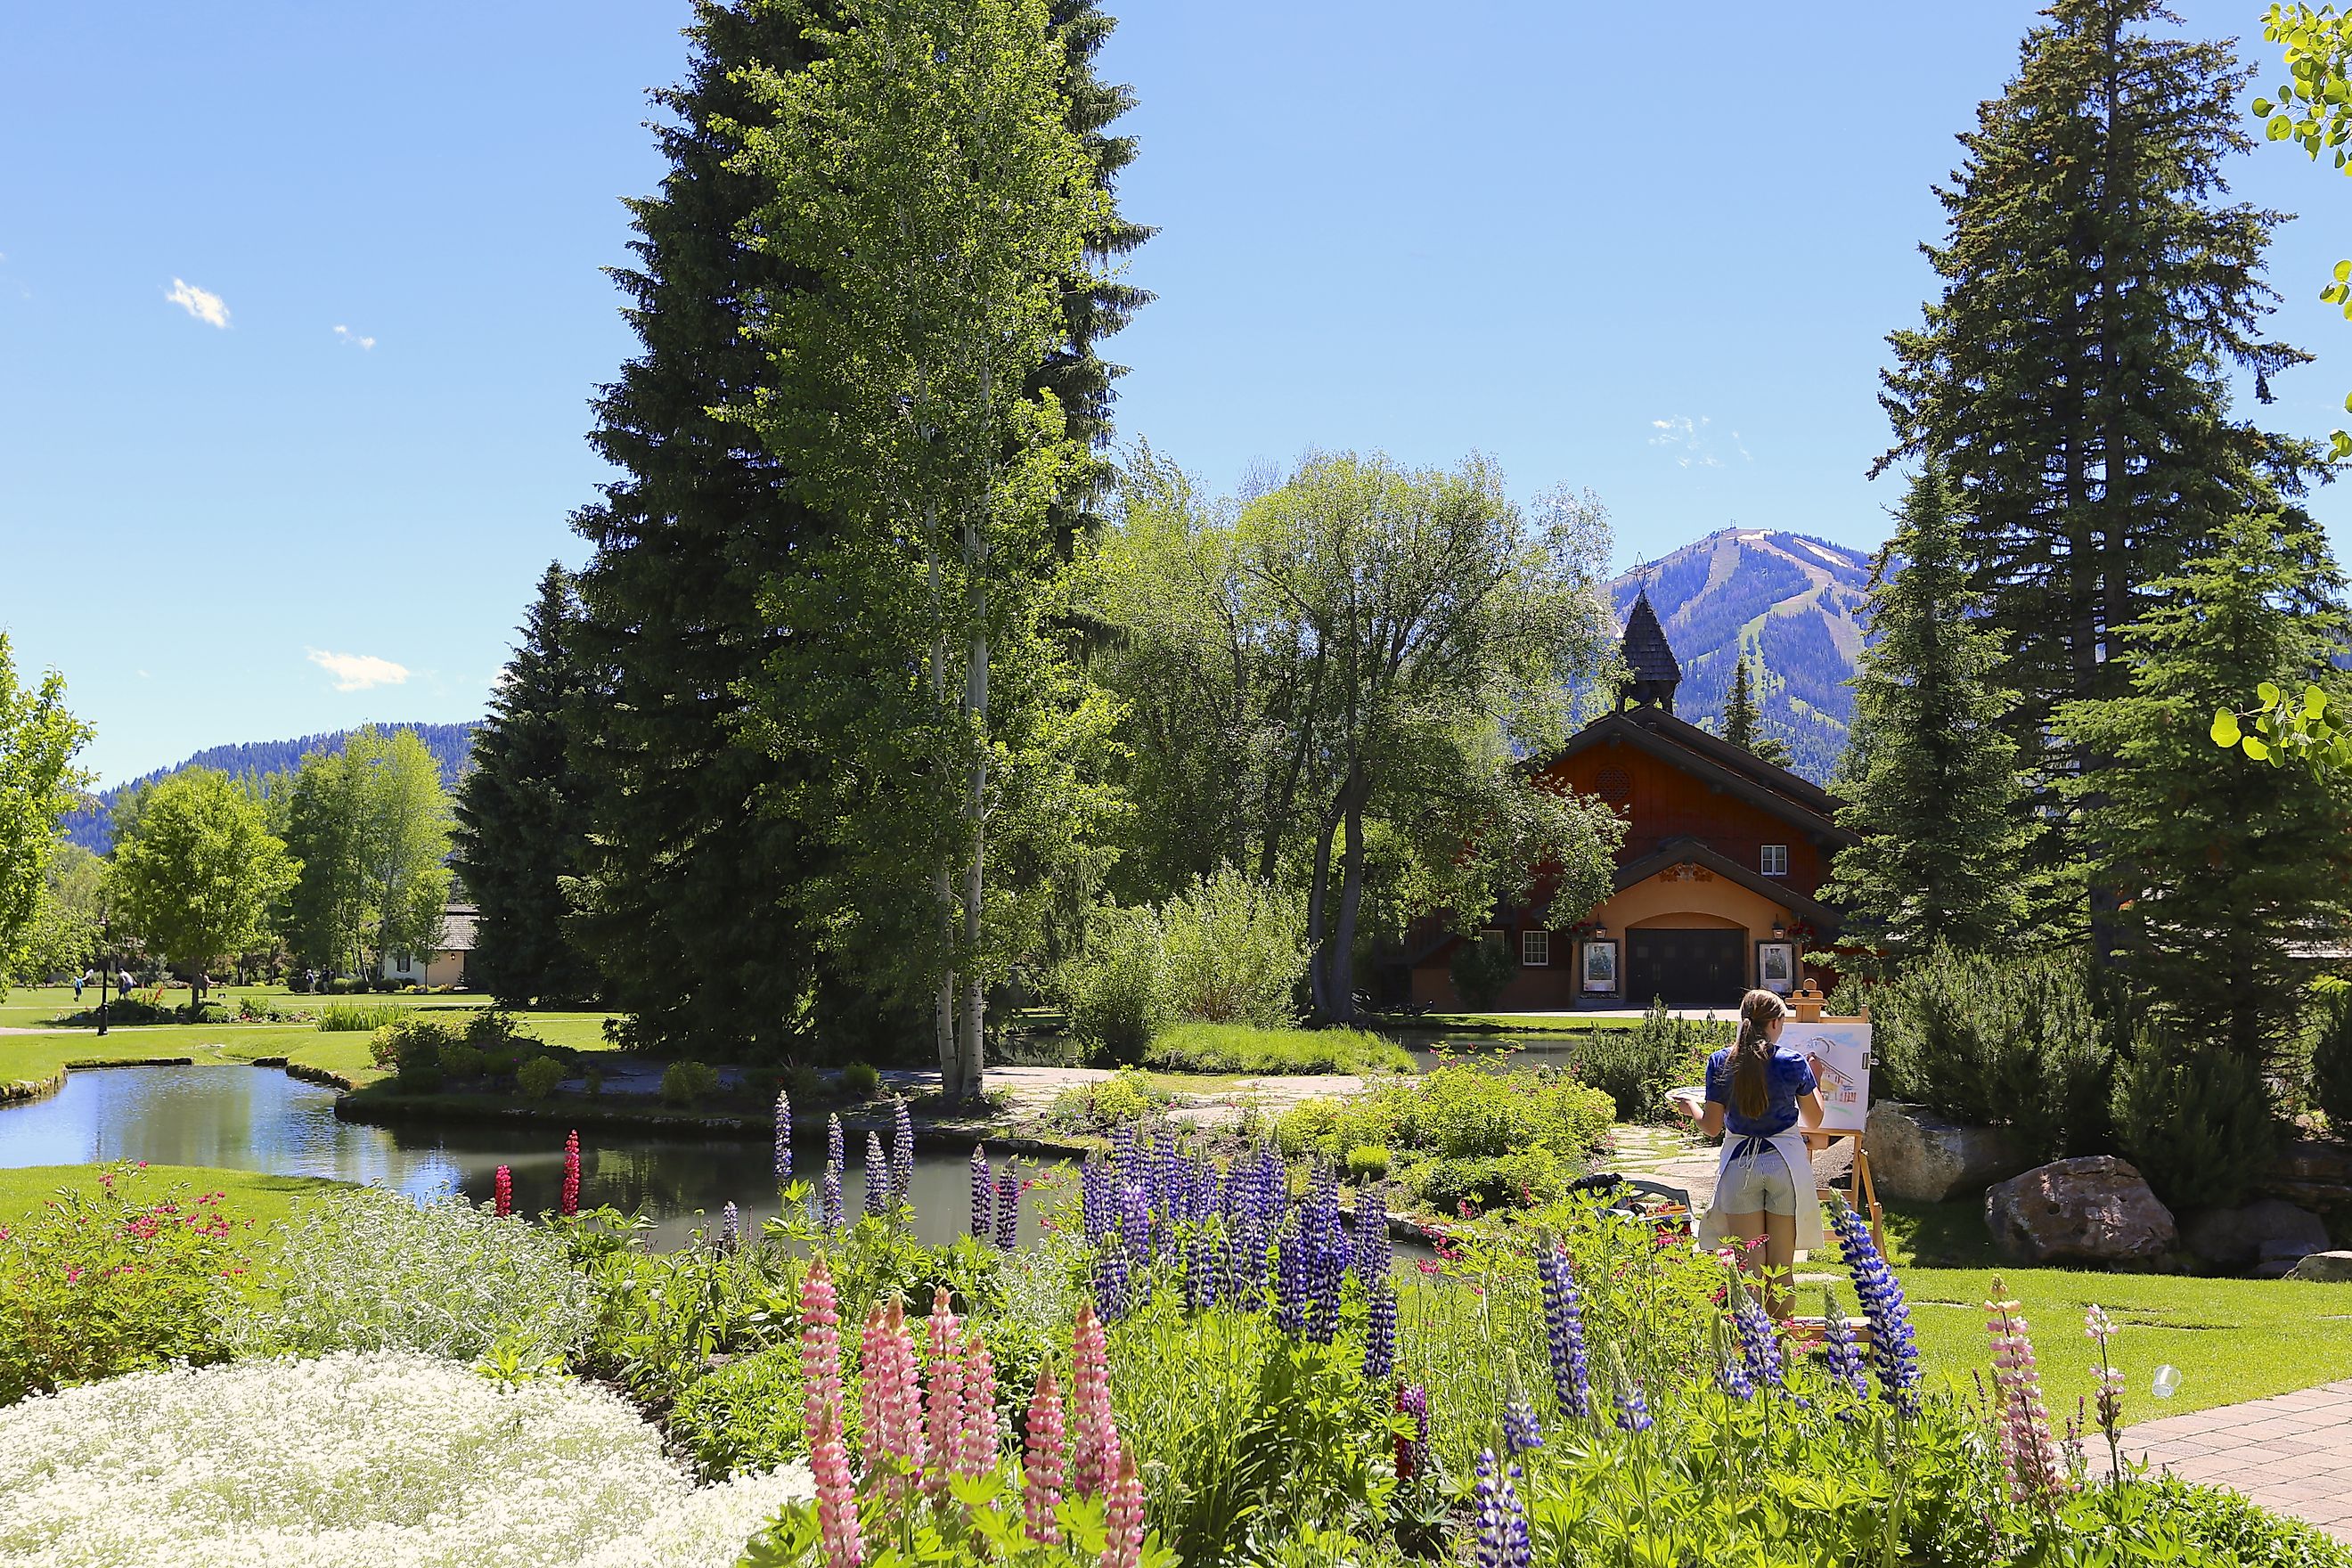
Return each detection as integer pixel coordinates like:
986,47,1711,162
0,1065,1064,1250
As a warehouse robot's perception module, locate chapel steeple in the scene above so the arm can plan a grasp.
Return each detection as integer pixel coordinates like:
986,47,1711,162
1618,587,1681,714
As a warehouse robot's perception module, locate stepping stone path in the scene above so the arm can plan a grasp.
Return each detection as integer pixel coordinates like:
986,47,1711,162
2106,1380,2352,1540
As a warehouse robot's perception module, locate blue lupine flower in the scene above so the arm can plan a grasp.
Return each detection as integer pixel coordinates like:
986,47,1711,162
1276,1215,1309,1335
890,1097,914,1205
1473,1451,1531,1568
1094,1240,1130,1321
1833,1201,1921,1414
1228,1218,1267,1311
1719,1354,1754,1401
1613,1377,1654,1434
1184,1221,1221,1312
772,1090,790,1187
1120,1180,1151,1264
1734,1292,1784,1389
1113,1121,1139,1188
1353,1183,1392,1281
1536,1242,1593,1420
1398,1383,1431,1479
1364,1274,1397,1384
863,1132,890,1218
718,1200,740,1254
1502,1390,1543,1454
969,1146,992,1239
821,1115,845,1231
993,1165,1018,1251
1824,1300,1868,1414
1082,1155,1110,1244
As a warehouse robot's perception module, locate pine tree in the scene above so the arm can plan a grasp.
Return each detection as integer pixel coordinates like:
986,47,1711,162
1820,468,2042,973
566,0,1144,1059
1877,0,2323,898
2054,507,2352,1066
453,564,600,1005
1723,657,1759,750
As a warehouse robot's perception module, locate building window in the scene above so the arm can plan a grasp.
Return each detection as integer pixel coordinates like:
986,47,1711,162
1760,844,1789,878
1522,929,1551,968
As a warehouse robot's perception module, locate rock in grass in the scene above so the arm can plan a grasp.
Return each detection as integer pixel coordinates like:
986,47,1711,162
1984,1156,2176,1266
1864,1101,2033,1204
2284,1250,2352,1283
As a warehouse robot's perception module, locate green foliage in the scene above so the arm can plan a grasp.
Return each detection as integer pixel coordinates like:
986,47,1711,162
281,726,455,977
666,1340,806,1480
1279,1064,1614,1212
660,1059,720,1107
11,841,102,986
1447,932,1518,1011
318,1001,405,1033
451,563,600,1006
1570,1000,1723,1123
437,1043,486,1081
230,1187,592,1362
840,1061,883,1098
1041,1067,1176,1135
515,1055,564,1101
1343,1144,1389,1180
1155,869,1311,1028
0,633,92,992
2258,2,2352,458
463,1009,531,1053
105,767,297,1009
0,1164,242,1404
2313,990,2352,1134
1054,903,1167,1065
2116,1042,2280,1210
1140,1023,1411,1076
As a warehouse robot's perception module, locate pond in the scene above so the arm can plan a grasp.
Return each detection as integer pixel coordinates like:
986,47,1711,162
0,1063,1066,1250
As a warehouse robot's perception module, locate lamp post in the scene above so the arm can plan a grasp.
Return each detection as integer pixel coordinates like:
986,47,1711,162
95,915,110,1037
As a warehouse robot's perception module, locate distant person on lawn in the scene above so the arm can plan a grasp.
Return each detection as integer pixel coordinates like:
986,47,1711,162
75,969,90,1001
1675,987,1826,1320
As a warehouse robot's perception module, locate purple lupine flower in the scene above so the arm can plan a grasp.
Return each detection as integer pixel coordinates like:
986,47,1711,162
1227,1218,1267,1311
1120,1180,1151,1264
863,1131,889,1218
1536,1242,1592,1421
1156,1138,1180,1227
1825,1299,1868,1411
1364,1273,1397,1384
821,1115,845,1231
890,1096,914,1205
1473,1451,1531,1568
994,1165,1018,1251
1734,1291,1784,1389
1397,1383,1431,1481
1308,1218,1343,1345
1719,1352,1754,1401
1082,1154,1111,1244
1275,1215,1309,1335
718,1200,740,1254
969,1145,993,1240
1094,1241,1130,1321
1502,1371,1543,1453
1833,1200,1921,1414
1352,1183,1392,1281
1613,1378,1654,1434
773,1090,790,1187
1113,1121,1139,1188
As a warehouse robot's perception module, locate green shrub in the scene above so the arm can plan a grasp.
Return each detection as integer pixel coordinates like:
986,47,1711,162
320,1001,406,1033
1343,1144,1390,1180
464,1009,532,1053
437,1043,486,1081
661,1059,720,1107
2116,1041,2279,1209
667,1343,807,1480
1141,1022,1412,1075
0,1164,245,1404
1448,933,1519,1011
1156,868,1309,1028
839,1061,882,1098
368,1017,456,1092
1279,1063,1613,1212
787,1064,825,1105
1054,903,1168,1065
1041,1067,1176,1134
1571,1002,1721,1122
515,1055,565,1100
2311,990,2352,1136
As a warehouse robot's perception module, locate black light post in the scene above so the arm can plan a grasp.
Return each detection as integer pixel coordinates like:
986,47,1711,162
95,915,110,1037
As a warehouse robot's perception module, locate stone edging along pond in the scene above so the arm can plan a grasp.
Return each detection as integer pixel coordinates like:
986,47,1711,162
0,1057,200,1107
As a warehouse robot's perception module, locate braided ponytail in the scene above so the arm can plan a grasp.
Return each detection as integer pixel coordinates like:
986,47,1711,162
1731,988,1790,1121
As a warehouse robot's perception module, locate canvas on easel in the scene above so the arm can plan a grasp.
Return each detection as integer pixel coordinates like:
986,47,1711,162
1783,987,1884,1252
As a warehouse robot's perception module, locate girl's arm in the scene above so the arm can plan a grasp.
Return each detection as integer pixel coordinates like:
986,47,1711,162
1695,1099,1727,1138
1796,1090,1825,1131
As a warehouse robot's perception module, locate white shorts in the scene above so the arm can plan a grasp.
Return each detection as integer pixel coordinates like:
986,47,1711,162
1715,1143,1800,1217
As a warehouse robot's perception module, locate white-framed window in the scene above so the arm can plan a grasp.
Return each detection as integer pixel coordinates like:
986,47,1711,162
1479,927,1506,950
1522,929,1551,968
1760,844,1789,878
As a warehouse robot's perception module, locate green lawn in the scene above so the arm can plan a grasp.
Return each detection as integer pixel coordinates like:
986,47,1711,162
1391,1011,1654,1033
0,1162,350,1229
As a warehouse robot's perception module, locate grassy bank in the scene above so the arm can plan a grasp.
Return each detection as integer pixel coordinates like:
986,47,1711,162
1139,1022,1414,1075
0,1163,349,1228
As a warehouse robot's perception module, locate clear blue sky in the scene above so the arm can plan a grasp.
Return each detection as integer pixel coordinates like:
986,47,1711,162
3,0,2346,786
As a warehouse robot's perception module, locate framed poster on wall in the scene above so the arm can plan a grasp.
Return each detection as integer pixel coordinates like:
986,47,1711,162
1580,939,1619,995
1755,940,1797,995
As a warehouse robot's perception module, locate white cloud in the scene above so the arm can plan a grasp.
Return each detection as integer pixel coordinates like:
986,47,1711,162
166,277,230,328
306,649,410,691
1648,413,1752,470
333,323,375,349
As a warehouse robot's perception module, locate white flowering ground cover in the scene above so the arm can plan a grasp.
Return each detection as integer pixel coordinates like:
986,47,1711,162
0,1352,811,1568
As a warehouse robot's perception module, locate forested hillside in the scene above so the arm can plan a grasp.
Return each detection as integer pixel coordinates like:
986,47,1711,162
1608,528,1874,782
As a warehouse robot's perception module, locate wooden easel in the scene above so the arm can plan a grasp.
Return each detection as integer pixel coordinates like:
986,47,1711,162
1788,985,1885,1254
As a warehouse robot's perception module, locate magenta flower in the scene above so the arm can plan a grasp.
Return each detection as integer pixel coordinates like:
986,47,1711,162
492,1165,511,1218
1070,1302,1119,1499
559,1130,581,1217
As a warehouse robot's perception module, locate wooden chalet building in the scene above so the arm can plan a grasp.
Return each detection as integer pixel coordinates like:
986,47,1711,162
1399,590,1857,1010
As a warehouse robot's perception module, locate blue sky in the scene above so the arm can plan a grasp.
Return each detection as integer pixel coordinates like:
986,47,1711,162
4,0,2348,786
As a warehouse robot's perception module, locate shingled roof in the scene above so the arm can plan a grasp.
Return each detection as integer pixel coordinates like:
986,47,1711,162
1619,587,1681,709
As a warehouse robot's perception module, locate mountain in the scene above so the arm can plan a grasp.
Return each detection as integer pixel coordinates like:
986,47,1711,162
61,722,478,853
1608,528,1876,784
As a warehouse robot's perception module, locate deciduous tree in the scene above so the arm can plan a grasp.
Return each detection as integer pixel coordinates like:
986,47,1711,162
108,769,296,1012
0,635,91,991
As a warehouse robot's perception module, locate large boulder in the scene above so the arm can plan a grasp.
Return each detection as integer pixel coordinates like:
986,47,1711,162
1985,1156,2176,1266
2178,1199,2332,1271
1865,1102,2034,1204
2285,1250,2352,1283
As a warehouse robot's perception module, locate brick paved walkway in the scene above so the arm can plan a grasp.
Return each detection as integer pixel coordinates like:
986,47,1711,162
2111,1378,2352,1539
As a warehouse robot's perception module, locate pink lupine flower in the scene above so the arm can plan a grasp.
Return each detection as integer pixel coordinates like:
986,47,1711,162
559,1130,582,1217
1100,1446,1146,1568
958,1328,998,1479
923,1287,966,1500
858,1306,890,1478
1023,1363,1067,1544
1987,1283,2073,1506
810,1403,864,1568
493,1165,512,1218
1069,1302,1119,1499
800,1258,845,1443
874,1300,925,1489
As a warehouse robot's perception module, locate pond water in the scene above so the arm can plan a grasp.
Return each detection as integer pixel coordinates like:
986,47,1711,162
0,1064,1066,1250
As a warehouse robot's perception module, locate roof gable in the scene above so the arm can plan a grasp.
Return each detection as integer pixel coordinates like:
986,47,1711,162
1543,707,1855,844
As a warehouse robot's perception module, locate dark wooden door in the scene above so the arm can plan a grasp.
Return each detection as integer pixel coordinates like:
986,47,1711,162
1626,929,1744,1009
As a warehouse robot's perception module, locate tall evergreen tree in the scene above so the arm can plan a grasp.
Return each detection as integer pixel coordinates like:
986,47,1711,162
2055,507,2352,1065
453,565,600,1005
1820,468,2041,972
1876,0,2322,902
1723,657,1759,750
566,0,1144,1058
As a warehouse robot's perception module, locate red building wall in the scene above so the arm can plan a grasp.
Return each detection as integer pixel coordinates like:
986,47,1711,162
1532,741,1830,896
